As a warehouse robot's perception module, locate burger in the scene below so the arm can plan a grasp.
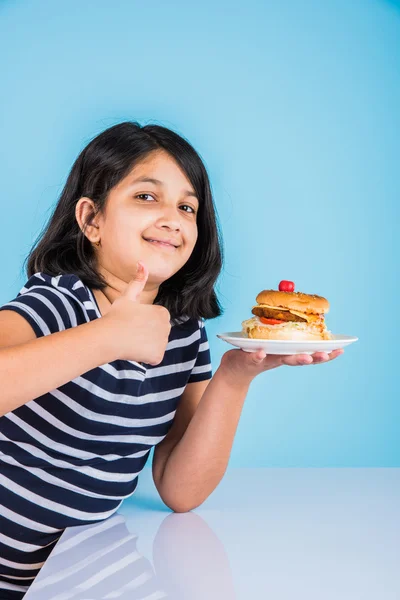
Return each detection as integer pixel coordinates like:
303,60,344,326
241,280,333,341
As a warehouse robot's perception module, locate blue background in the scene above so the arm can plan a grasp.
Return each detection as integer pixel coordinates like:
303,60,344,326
0,0,398,466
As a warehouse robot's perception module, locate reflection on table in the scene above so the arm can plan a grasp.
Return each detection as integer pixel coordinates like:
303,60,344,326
25,509,236,599
25,468,400,600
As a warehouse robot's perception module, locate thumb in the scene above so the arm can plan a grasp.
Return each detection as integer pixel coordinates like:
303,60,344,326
123,261,149,302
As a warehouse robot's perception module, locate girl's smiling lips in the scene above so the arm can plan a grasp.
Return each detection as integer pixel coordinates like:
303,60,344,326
142,236,181,249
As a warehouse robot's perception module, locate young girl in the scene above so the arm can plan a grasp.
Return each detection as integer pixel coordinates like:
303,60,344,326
0,121,343,598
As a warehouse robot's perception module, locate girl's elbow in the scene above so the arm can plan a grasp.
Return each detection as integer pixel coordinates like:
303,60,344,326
162,496,204,513
171,504,192,513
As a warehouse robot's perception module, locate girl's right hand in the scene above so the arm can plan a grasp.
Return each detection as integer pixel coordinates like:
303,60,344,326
102,261,172,365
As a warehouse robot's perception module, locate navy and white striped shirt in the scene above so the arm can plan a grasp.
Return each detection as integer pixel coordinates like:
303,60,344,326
0,272,212,598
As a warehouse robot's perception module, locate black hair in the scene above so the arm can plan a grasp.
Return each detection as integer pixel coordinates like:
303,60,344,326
24,121,224,321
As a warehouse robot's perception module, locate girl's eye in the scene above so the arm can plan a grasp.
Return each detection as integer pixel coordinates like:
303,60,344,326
180,205,196,214
136,194,155,201
136,195,196,215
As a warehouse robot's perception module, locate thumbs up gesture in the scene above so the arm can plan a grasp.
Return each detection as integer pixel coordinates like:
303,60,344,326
102,262,172,365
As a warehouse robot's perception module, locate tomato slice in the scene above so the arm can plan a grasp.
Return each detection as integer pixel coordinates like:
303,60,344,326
260,317,285,325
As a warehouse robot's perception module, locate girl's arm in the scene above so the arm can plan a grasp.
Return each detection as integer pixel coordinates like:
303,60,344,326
0,267,171,417
0,311,116,417
152,367,249,513
153,347,343,512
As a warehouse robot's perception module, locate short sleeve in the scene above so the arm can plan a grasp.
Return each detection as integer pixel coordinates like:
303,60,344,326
188,320,213,383
0,275,78,338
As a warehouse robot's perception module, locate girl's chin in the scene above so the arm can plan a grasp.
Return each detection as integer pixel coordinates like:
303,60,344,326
142,260,184,281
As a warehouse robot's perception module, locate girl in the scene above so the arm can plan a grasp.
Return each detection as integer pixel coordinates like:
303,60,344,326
0,121,343,598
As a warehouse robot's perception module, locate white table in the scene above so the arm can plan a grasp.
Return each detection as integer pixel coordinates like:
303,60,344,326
25,468,400,599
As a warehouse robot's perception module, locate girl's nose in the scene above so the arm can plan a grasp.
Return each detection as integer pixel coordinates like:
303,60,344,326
158,207,181,230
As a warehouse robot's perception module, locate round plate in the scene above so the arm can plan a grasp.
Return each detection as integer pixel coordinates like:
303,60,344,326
216,332,358,355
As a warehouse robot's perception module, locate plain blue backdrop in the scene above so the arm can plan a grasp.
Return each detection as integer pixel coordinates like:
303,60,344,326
0,0,398,466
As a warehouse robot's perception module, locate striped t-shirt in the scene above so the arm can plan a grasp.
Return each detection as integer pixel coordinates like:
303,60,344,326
0,272,212,599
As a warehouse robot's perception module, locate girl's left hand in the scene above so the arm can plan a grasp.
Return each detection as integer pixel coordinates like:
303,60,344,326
219,348,344,386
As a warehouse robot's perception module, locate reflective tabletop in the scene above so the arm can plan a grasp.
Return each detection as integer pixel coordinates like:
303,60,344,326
25,468,400,599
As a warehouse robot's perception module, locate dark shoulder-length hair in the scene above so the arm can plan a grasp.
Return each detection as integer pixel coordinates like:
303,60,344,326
25,121,224,321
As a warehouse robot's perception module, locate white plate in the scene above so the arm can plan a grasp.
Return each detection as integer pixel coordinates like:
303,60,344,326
216,332,358,355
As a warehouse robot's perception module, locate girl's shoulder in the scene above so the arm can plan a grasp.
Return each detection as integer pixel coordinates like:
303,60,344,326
20,271,99,312
0,272,100,337
23,271,86,292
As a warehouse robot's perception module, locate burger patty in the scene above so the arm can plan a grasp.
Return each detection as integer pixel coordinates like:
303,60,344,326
251,306,307,323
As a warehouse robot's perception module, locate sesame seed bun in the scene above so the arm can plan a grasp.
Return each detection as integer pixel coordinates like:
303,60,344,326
255,290,330,315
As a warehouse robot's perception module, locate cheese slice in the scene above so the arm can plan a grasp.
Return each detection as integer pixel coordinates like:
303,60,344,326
254,303,322,323
288,309,321,323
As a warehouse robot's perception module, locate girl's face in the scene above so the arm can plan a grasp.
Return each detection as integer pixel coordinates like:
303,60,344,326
81,150,199,299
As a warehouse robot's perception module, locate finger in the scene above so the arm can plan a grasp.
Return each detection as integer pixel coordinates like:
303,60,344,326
328,348,344,361
252,349,267,364
281,354,313,367
123,261,149,302
311,349,345,364
282,348,345,367
310,352,330,363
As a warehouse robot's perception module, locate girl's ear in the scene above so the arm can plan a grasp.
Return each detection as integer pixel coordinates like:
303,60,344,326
75,197,100,243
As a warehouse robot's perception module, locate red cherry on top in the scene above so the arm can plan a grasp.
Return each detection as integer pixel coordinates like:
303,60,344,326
279,280,295,292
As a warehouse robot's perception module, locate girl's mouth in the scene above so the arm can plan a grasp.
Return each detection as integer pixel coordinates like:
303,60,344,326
143,238,179,251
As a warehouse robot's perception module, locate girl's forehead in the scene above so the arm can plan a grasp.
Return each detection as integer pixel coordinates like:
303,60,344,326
122,152,196,192
131,152,183,177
